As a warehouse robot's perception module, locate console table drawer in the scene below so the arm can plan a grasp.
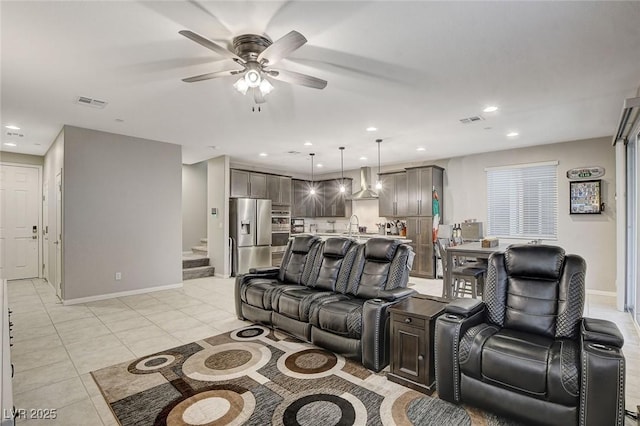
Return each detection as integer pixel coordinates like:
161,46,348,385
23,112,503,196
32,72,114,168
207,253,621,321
393,313,426,328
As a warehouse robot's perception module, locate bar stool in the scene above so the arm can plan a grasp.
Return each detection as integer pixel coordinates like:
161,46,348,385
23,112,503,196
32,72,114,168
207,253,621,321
436,239,487,299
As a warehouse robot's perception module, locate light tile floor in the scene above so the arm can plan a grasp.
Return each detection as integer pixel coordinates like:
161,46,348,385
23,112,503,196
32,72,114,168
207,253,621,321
6,276,639,425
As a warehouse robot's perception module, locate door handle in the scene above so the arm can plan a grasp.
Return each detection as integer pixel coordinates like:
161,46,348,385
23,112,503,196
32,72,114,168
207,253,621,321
32,235,37,239
53,241,59,245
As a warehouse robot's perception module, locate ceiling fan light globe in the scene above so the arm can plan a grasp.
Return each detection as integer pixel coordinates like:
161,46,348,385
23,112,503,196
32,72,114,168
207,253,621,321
259,78,274,96
245,69,261,88
233,77,249,95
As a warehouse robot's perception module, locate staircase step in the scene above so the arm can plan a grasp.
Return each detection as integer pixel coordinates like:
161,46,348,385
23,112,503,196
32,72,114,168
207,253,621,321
191,245,208,255
200,238,208,244
183,257,209,269
183,265,215,280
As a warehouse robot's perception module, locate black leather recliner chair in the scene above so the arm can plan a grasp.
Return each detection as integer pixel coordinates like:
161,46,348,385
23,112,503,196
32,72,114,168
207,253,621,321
435,245,626,426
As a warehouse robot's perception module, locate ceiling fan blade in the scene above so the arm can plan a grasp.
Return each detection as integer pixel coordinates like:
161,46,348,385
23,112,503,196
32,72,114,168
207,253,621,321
268,69,327,89
182,69,244,83
258,30,307,66
253,88,266,104
179,30,244,63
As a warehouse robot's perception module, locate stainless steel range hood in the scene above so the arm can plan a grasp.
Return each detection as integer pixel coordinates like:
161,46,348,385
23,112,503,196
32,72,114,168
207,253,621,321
348,167,378,200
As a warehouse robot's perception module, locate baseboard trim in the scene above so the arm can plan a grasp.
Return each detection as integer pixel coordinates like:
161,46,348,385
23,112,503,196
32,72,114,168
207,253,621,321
586,289,617,297
214,273,231,279
62,282,183,305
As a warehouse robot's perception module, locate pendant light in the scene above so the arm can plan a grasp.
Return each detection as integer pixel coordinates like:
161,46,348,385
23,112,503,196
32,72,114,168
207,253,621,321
309,153,316,195
339,147,346,193
375,139,383,190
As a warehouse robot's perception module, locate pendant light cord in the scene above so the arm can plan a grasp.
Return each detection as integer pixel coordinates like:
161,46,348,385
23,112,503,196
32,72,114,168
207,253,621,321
339,147,345,191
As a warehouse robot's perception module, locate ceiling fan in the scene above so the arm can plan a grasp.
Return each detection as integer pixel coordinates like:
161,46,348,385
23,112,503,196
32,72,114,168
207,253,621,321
179,30,327,104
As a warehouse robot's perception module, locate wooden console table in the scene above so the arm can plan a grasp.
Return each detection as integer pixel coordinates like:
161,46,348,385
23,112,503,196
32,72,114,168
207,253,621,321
388,295,447,394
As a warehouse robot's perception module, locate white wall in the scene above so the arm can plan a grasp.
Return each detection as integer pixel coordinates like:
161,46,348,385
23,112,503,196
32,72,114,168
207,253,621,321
0,152,44,166
182,162,207,251
61,126,182,301
208,156,230,278
436,137,616,292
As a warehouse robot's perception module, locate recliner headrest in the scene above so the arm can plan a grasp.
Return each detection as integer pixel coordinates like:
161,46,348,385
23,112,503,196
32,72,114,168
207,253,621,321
323,238,353,258
364,238,401,262
291,235,320,254
504,244,566,280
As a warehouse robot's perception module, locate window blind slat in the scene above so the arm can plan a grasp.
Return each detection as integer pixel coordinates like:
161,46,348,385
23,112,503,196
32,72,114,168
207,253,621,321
486,164,557,239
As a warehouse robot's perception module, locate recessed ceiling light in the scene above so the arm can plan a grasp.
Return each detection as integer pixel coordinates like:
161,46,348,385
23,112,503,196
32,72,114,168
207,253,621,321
317,163,323,168
4,142,17,147
360,156,367,160
416,147,426,152
506,132,519,137
304,141,312,146
5,125,20,130
366,127,377,132
259,152,268,157
483,106,499,113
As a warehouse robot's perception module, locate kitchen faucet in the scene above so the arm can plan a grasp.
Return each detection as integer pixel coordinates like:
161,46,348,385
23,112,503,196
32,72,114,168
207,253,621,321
348,214,360,238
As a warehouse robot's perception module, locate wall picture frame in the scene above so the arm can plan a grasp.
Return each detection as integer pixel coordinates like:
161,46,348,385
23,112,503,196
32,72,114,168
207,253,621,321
570,179,602,214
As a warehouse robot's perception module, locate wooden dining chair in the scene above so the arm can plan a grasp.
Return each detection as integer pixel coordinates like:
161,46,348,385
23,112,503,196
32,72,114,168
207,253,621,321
435,239,486,299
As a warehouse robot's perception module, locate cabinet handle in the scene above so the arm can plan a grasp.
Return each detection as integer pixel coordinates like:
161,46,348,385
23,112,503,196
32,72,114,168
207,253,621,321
418,354,424,361
404,317,412,323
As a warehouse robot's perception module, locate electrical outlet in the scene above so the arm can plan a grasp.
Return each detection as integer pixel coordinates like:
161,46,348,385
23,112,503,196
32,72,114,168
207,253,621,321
115,272,122,280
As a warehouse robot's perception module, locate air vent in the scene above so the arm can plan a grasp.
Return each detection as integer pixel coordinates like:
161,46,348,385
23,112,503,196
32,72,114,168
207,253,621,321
75,96,108,109
459,116,484,124
6,132,24,137
287,150,301,155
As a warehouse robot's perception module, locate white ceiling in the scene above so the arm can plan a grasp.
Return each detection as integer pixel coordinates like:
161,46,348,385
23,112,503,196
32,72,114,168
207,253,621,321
2,1,640,174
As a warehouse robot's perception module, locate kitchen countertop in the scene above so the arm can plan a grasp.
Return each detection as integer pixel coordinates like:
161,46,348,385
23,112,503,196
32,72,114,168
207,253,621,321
290,232,411,243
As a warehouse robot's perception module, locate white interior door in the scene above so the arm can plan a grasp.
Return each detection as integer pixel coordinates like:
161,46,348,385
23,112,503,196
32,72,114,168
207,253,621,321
42,180,49,280
0,164,40,279
55,171,62,298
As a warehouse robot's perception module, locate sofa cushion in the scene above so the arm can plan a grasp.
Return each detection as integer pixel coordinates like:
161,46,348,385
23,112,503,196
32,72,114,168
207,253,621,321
504,245,565,280
364,238,401,262
277,288,342,322
309,238,355,291
314,298,365,339
480,329,553,397
279,235,321,284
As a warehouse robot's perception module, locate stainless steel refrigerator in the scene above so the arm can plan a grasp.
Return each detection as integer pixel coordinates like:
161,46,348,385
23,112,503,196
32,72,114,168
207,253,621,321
230,198,272,275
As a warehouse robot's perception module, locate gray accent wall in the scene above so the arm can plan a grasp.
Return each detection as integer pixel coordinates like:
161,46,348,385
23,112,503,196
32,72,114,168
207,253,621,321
61,126,182,300
43,130,64,291
182,162,207,251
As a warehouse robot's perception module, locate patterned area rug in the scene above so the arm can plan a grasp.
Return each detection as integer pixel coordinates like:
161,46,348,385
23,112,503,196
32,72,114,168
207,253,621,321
92,325,522,425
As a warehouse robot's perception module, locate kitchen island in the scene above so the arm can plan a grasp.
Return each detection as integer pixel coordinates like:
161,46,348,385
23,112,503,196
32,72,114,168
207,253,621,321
291,232,411,244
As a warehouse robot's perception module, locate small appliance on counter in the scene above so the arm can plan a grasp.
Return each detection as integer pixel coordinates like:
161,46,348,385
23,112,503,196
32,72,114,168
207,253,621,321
291,218,305,234
461,221,484,241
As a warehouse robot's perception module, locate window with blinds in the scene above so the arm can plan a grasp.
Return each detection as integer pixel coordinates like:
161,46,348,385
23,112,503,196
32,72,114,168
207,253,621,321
486,161,558,239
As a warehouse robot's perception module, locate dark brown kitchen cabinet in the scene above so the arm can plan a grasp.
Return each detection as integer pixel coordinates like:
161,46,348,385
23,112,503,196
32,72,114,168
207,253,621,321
378,172,407,217
316,179,352,218
406,216,435,278
230,170,267,198
266,175,291,205
292,179,315,217
406,166,444,217
388,296,447,394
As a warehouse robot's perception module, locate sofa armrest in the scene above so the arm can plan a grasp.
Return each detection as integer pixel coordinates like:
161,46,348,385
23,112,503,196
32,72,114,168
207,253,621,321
435,303,486,403
580,318,626,426
443,298,484,318
234,271,279,319
581,317,624,348
368,287,417,302
360,298,398,372
249,266,280,275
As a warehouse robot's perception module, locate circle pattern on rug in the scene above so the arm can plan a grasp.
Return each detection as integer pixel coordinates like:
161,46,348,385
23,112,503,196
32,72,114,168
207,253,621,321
230,325,269,341
277,348,344,379
272,389,367,426
166,389,255,426
204,349,252,370
132,354,177,372
182,342,271,382
405,396,471,426
284,394,354,426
